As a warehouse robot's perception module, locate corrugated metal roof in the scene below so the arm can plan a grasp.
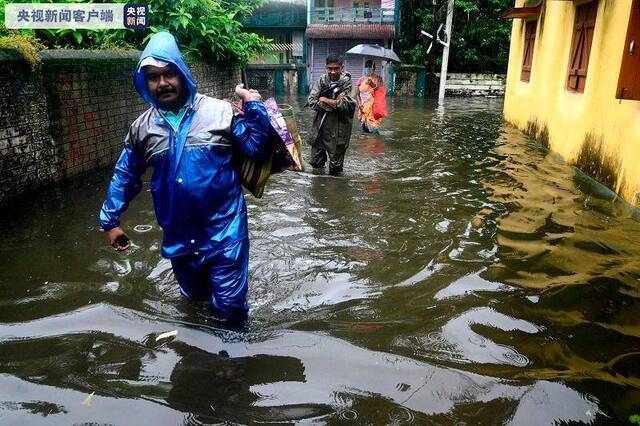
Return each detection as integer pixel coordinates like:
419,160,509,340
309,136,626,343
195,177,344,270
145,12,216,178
266,42,304,52
306,24,395,39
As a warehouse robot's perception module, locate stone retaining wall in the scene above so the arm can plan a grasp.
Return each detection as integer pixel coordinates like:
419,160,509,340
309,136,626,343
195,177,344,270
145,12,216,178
389,65,505,98
0,49,240,205
0,50,56,202
445,73,505,97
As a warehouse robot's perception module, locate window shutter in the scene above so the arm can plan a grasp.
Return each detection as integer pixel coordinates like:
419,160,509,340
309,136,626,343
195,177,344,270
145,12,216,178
521,20,537,82
567,1,598,93
616,0,640,100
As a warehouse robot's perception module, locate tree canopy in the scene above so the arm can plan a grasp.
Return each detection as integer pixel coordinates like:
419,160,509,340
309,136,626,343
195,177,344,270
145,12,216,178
0,0,269,65
397,0,513,73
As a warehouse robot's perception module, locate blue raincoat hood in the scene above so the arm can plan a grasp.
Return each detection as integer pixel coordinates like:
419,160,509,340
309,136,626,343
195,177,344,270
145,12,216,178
133,32,197,108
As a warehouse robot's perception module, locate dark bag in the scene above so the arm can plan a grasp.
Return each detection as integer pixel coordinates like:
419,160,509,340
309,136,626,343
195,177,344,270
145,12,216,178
232,117,294,199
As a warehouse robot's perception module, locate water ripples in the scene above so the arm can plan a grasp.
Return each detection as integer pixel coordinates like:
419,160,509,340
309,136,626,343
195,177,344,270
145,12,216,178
0,97,638,423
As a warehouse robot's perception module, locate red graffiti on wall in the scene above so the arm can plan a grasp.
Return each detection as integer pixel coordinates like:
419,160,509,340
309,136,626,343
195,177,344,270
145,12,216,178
57,72,108,166
57,72,85,164
84,111,108,161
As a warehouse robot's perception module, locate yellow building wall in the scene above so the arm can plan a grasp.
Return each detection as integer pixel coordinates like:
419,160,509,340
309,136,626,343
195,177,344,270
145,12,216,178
503,0,640,206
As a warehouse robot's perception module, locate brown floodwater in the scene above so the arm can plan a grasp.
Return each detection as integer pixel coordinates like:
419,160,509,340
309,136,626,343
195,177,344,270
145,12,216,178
0,96,639,424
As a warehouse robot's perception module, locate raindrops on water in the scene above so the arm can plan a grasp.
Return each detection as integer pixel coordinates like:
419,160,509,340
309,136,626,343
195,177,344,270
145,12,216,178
502,351,530,367
388,407,416,424
338,409,358,421
133,224,153,233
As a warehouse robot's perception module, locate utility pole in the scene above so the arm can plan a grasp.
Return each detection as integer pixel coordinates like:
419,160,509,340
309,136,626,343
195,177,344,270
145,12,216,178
438,0,454,103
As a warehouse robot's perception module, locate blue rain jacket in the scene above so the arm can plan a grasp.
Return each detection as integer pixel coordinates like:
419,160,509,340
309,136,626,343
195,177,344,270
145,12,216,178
99,32,271,259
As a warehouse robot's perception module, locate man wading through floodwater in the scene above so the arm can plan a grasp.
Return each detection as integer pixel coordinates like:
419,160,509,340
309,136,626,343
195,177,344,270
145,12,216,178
99,32,270,323
307,54,356,176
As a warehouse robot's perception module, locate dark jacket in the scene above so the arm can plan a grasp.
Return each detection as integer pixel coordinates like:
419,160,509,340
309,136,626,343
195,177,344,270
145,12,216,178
306,73,356,151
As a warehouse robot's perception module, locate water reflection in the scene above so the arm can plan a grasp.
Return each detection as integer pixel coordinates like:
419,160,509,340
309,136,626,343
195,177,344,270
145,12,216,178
487,126,640,290
0,303,602,424
167,342,323,424
0,97,638,423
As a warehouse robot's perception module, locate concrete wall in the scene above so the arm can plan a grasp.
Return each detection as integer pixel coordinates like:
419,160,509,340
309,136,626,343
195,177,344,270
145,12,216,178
445,73,505,97
503,0,640,206
40,50,147,185
0,50,56,202
391,65,425,97
246,64,307,96
390,66,504,98
0,49,240,205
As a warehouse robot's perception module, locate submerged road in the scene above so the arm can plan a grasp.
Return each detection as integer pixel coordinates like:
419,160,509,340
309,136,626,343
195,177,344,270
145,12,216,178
0,97,639,424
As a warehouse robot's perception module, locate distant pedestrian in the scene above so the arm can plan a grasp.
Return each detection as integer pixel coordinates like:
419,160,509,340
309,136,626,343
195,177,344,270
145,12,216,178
356,59,387,134
306,54,356,176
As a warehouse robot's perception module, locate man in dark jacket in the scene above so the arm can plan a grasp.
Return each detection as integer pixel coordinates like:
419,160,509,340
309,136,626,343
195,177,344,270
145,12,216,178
99,32,270,323
307,54,356,176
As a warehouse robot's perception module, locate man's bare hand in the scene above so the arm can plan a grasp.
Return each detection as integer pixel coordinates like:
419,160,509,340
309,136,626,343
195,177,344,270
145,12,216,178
235,84,262,102
105,227,130,251
320,96,340,105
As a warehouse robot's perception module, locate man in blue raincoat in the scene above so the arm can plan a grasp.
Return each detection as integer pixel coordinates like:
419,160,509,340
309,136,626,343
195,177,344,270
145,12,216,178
99,32,271,322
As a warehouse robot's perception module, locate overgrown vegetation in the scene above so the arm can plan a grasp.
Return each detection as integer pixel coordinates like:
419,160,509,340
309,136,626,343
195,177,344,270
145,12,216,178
0,31,45,70
397,0,512,73
0,0,269,65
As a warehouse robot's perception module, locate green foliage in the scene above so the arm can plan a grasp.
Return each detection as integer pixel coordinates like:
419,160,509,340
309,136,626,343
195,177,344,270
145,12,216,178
630,414,640,425
398,0,512,73
0,32,46,70
142,0,268,64
0,0,269,64
0,0,44,69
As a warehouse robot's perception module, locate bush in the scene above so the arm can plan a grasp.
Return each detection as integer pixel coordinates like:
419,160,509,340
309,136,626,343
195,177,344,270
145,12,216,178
398,0,512,73
0,32,46,70
0,0,269,65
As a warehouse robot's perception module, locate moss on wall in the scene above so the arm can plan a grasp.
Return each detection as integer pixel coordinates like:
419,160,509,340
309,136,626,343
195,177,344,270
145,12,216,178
572,133,625,196
525,119,550,150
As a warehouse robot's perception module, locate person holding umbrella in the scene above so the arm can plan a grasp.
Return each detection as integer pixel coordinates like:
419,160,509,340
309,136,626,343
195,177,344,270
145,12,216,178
346,44,400,134
306,54,356,176
355,59,387,134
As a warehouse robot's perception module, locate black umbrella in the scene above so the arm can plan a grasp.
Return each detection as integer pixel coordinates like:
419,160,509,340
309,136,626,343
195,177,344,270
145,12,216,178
345,44,401,63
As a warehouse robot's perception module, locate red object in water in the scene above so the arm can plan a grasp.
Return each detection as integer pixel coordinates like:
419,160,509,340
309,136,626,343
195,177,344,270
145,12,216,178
372,85,388,120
